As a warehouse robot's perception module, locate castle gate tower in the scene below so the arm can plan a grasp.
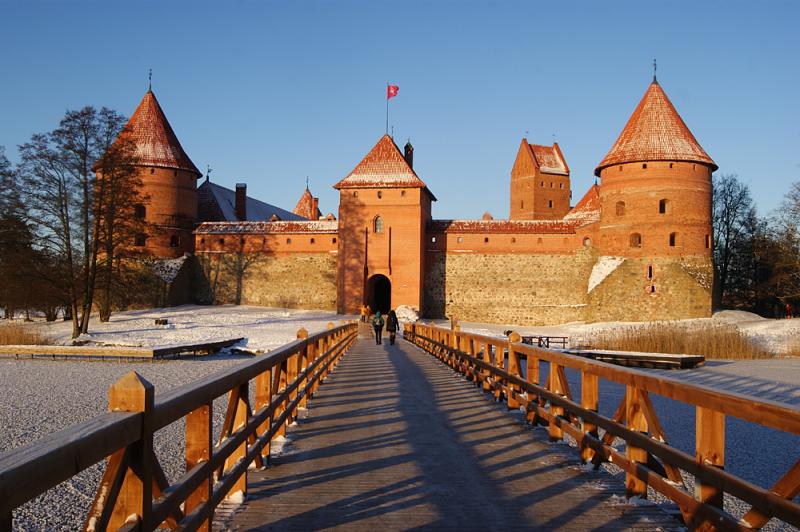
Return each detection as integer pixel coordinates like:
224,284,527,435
118,89,201,258
593,78,717,320
334,136,435,314
510,140,571,220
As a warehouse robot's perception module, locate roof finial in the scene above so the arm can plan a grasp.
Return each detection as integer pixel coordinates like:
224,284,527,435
148,68,152,91
653,58,657,83
205,164,212,182
552,132,556,144
306,176,309,190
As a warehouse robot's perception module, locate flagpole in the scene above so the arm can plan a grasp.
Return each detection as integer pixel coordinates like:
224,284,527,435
385,82,389,135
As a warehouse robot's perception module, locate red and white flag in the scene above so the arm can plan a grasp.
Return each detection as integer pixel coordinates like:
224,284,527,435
387,85,399,99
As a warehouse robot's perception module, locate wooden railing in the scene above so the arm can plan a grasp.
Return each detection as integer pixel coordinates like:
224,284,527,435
404,322,800,531
0,322,358,531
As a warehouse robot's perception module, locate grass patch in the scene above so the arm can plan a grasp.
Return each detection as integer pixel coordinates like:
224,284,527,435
0,322,52,345
585,322,772,360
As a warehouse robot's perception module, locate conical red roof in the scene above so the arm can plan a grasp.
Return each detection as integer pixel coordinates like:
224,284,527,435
293,187,322,220
122,90,201,176
595,81,716,176
334,135,427,189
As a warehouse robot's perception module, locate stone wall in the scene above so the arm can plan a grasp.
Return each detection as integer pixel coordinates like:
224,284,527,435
424,249,595,325
197,252,337,310
587,255,713,322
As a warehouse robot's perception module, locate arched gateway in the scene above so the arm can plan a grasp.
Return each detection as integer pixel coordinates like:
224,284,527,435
366,274,391,314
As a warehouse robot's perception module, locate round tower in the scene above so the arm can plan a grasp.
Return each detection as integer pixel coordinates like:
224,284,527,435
595,79,717,259
590,78,717,320
122,89,201,258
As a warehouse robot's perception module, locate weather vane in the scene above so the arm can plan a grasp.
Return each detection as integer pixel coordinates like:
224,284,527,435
306,176,309,190
205,164,212,182
653,59,657,82
148,68,152,90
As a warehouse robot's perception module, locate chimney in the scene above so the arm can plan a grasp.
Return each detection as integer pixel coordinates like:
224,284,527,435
235,183,247,221
313,197,319,219
404,140,414,169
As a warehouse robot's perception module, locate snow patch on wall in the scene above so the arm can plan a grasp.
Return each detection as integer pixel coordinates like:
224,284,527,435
145,256,188,284
588,256,625,293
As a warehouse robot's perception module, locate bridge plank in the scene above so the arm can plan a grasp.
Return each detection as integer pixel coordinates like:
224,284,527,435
225,337,681,530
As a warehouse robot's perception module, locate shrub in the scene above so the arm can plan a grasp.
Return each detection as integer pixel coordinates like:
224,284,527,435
585,322,772,360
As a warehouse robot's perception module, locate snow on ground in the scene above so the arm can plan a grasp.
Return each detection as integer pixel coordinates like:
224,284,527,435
444,309,800,356
34,304,353,351
1,305,350,531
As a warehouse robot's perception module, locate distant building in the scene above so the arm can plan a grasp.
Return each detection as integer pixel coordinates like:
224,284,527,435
110,76,716,325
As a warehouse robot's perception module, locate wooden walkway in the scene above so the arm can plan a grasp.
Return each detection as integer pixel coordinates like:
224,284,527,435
225,332,681,531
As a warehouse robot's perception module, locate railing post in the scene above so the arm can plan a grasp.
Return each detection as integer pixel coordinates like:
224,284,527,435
493,341,504,400
256,366,272,462
302,340,316,408
290,328,307,421
696,406,725,508
224,382,249,501
526,353,540,425
185,404,212,531
507,332,522,410
482,342,492,392
580,372,599,462
108,371,155,531
548,362,564,441
626,386,649,498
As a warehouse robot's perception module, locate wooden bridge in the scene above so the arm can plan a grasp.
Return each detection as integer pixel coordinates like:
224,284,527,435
1,321,799,531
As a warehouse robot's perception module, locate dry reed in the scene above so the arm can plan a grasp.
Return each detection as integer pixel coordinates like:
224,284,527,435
585,322,772,360
0,322,52,345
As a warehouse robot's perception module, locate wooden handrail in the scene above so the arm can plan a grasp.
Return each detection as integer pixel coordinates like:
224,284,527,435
405,322,800,531
0,321,358,531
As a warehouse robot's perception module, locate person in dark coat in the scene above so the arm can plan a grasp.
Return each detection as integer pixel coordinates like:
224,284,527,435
372,311,385,345
386,309,399,345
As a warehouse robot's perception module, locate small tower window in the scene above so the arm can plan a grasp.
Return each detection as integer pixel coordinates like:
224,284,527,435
550,182,554,188
669,232,678,247
431,236,436,243
642,163,648,169
705,234,710,249
353,191,358,197
150,168,155,174
310,238,315,244
669,163,674,168
134,233,146,247
616,201,625,216
537,237,543,244
630,233,642,248
170,235,181,248
134,204,146,219
457,236,463,243
374,216,384,233
650,285,656,294
548,200,553,208
647,265,654,279
200,238,205,245
583,237,592,247
559,182,564,189
401,190,406,197
619,165,623,172
540,181,544,187
332,237,337,244
286,238,292,244
377,190,383,199
218,238,224,245
659,199,670,214
484,237,489,243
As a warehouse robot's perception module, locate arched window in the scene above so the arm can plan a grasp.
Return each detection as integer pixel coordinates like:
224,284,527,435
373,216,383,233
548,200,553,208
669,232,678,247
659,199,670,214
134,233,146,247
647,265,653,279
134,204,146,219
616,201,625,216
169,235,180,248
630,233,642,248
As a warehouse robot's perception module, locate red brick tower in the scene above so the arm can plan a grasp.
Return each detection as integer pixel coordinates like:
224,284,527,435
592,78,717,319
334,135,435,314
292,185,322,220
510,140,571,220
120,89,201,257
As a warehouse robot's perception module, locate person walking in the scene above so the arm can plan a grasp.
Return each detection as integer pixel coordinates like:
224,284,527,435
372,311,385,345
360,304,367,323
386,309,399,345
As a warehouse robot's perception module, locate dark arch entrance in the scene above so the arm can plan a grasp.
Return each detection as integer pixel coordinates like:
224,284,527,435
366,274,391,314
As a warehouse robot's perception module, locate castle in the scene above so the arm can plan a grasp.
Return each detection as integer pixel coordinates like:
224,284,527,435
113,76,716,325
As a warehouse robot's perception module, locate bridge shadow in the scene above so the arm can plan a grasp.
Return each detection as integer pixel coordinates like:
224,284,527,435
234,339,677,530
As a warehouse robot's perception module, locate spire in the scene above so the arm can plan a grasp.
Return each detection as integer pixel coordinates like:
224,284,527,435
653,59,657,83
121,90,201,176
148,68,152,91
293,186,322,220
594,81,717,176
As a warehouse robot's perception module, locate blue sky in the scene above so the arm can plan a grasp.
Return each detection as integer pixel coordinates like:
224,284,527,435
1,1,798,219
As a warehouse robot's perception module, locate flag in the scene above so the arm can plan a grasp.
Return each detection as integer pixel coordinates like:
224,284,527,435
387,85,399,100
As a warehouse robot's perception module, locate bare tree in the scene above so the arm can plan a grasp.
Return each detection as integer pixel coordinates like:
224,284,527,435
712,174,757,307
19,107,140,338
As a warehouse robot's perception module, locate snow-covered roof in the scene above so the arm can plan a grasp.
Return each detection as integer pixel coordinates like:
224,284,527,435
194,220,339,234
197,181,304,222
530,143,569,175
334,135,436,199
595,81,717,176
428,219,578,234
119,90,201,176
563,184,601,227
